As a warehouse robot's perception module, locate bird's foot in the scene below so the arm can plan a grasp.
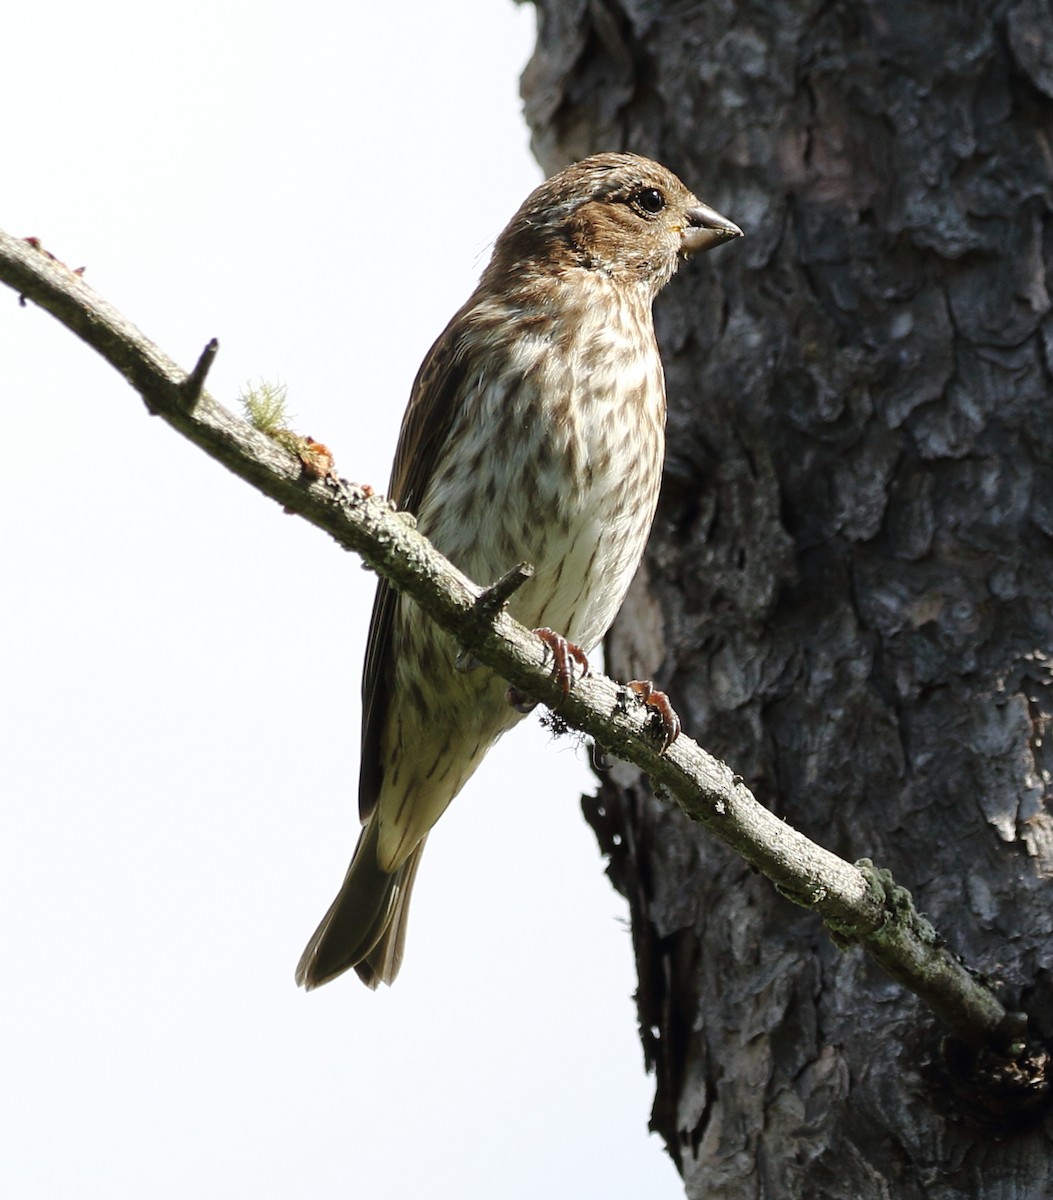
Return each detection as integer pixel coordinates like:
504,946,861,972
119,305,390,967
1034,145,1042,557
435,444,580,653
627,679,681,753
535,627,590,701
504,628,589,712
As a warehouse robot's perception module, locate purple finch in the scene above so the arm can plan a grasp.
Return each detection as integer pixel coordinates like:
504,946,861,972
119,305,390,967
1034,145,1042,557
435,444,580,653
297,153,741,989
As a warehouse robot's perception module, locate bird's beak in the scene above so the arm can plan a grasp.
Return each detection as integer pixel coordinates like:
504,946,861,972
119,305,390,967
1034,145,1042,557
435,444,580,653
680,201,743,255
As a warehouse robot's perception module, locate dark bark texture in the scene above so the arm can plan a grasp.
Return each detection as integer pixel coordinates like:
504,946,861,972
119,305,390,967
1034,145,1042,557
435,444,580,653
522,1,1053,1195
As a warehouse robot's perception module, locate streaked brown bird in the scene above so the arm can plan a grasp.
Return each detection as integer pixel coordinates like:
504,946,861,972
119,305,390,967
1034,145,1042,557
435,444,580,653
297,152,742,989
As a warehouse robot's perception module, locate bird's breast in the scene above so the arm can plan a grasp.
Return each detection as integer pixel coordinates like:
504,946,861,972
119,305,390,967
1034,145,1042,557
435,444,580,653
420,288,666,652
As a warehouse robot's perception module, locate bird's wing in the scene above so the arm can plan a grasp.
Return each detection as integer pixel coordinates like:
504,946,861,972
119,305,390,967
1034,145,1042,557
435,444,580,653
358,310,473,822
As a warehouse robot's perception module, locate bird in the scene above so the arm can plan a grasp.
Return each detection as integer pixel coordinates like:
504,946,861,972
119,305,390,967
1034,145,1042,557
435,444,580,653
296,152,742,989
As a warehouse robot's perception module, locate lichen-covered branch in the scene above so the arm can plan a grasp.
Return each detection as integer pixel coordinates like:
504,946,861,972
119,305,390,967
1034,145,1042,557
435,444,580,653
0,226,1035,1067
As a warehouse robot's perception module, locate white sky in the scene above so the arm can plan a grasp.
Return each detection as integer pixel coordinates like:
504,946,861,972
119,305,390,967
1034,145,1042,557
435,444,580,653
1,2,683,1197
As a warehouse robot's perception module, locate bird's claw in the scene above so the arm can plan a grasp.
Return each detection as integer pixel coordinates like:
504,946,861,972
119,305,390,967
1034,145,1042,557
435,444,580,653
535,627,589,701
627,679,681,753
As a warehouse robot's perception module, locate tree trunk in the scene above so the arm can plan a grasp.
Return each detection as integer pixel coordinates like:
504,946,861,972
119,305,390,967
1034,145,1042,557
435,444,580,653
522,0,1053,1195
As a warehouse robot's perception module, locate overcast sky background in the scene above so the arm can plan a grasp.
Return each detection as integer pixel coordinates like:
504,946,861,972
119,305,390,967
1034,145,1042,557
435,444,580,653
1,3,684,1197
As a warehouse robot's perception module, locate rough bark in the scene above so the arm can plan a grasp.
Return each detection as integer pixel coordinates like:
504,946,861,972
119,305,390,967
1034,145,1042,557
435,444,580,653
522,0,1053,1195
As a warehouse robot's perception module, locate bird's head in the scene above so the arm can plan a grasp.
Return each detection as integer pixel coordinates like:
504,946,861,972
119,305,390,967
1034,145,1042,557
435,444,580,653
488,152,742,295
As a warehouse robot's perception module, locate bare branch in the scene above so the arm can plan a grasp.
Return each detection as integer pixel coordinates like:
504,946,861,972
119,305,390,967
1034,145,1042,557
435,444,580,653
0,226,1037,1069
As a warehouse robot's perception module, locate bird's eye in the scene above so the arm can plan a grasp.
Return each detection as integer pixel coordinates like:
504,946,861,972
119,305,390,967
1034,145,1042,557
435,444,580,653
631,187,666,216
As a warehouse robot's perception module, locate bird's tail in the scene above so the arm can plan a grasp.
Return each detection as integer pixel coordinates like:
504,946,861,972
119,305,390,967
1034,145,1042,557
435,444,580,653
296,817,426,990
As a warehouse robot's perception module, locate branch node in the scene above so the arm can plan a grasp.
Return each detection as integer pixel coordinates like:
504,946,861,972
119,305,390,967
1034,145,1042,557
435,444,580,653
181,338,219,409
454,562,535,673
475,561,535,616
